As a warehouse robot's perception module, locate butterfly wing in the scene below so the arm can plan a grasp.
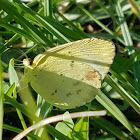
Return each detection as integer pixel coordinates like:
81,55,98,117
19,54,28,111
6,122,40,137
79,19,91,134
33,38,115,80
25,38,115,109
28,60,101,109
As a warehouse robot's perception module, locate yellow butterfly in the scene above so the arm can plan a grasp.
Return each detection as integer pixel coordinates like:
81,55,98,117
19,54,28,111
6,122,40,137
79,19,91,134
24,38,115,109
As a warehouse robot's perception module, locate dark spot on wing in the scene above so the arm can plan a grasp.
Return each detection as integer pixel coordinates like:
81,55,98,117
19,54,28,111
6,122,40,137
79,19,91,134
76,89,81,95
73,81,80,86
81,78,84,81
51,93,54,95
70,60,74,67
66,93,72,97
60,74,63,76
51,89,57,95
40,67,44,71
85,101,89,104
34,75,37,77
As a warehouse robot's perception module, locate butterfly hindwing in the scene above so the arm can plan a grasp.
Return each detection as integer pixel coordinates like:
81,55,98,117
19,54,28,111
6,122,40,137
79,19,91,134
30,59,101,109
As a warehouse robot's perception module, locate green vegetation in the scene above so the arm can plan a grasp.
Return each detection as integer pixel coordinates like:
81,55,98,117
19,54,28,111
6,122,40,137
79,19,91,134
0,0,140,139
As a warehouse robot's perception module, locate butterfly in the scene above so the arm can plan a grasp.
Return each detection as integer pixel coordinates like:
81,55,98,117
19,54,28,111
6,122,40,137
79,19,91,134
24,38,115,109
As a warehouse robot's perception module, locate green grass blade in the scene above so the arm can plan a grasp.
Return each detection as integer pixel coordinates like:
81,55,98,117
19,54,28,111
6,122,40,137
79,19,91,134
114,0,140,102
114,0,134,54
43,0,53,40
0,34,21,54
0,20,36,42
55,112,74,140
12,0,70,43
44,0,52,18
12,0,87,42
96,91,140,139
47,125,72,140
4,95,30,117
77,3,124,44
133,60,140,101
54,9,88,38
0,56,4,140
105,75,140,115
17,44,38,60
128,0,140,20
91,117,134,140
0,0,52,47
8,59,32,140
4,94,72,139
0,0,41,54
6,83,15,97
3,124,39,140
68,117,89,140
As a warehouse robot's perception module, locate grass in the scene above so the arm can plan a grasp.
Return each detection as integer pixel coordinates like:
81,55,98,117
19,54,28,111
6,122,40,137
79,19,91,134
0,0,140,139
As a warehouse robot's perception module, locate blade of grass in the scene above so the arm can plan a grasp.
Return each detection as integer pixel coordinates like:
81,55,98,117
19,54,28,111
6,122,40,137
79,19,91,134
47,125,72,140
95,91,140,139
8,59,31,140
76,3,124,44
55,112,74,140
91,117,134,140
3,124,39,140
13,0,84,41
114,49,140,72
6,83,15,97
133,60,140,101
68,117,89,140
16,110,32,140
114,0,140,102
4,94,71,140
0,0,52,47
4,123,72,140
0,56,4,140
130,30,140,42
17,44,38,60
128,0,140,20
12,0,70,43
114,0,134,54
54,9,88,38
0,20,37,43
44,0,52,18
4,94,31,117
0,34,21,55
0,0,40,54
105,75,140,115
110,70,137,101
43,0,53,41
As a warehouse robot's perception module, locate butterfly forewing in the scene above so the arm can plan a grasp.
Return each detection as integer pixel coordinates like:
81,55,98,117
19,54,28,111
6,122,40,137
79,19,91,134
34,38,115,79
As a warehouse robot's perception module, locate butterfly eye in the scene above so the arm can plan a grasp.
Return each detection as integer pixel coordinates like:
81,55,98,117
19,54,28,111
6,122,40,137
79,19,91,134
23,58,33,69
23,59,30,66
